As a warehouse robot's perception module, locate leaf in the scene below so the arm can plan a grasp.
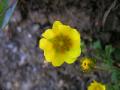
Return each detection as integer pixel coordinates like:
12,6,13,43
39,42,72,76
113,48,120,62
91,40,104,60
107,83,120,90
103,45,114,64
0,0,18,29
106,84,114,90
92,40,102,50
111,68,120,89
0,0,8,27
81,41,86,53
105,45,114,58
111,71,118,83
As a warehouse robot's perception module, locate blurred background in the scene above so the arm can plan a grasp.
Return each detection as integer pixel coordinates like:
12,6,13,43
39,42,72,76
0,0,120,90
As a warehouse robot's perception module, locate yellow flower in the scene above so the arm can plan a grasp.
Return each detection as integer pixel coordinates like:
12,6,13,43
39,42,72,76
80,57,94,71
88,80,106,90
39,21,81,67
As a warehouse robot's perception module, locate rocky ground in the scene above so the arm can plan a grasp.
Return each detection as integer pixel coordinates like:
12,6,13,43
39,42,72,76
0,0,120,90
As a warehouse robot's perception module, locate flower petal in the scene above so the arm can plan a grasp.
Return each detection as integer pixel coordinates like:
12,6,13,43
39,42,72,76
39,21,81,67
42,29,54,39
39,38,55,62
88,81,106,90
39,38,46,49
70,29,80,41
65,57,77,64
39,38,53,51
51,54,64,67
66,28,81,58
52,21,62,30
44,51,54,62
66,46,81,59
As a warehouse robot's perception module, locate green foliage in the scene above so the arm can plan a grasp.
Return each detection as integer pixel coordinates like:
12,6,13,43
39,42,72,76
92,40,102,50
107,83,120,90
82,40,120,89
90,40,114,65
91,40,104,60
0,0,8,27
113,48,120,62
0,0,17,29
107,82,120,90
81,41,87,53
105,45,114,58
103,45,114,66
111,69,120,83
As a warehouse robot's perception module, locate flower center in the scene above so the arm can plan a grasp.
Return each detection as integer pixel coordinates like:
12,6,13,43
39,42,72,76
94,85,102,90
52,34,72,53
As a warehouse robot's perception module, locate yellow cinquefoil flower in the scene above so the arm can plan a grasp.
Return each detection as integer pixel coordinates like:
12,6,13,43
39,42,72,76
80,57,94,71
39,21,81,66
88,80,106,90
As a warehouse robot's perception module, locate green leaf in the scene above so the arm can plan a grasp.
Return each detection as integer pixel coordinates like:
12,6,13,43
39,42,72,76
92,40,102,49
111,68,120,90
81,41,86,53
0,0,8,13
0,0,8,27
113,48,120,62
107,83,120,90
103,45,114,65
105,45,114,58
111,71,118,83
0,0,18,29
107,84,114,90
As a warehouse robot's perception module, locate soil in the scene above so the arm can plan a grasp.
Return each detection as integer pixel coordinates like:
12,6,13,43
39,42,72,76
0,0,120,90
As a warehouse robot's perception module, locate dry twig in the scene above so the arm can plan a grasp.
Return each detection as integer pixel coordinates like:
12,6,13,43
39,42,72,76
102,0,117,27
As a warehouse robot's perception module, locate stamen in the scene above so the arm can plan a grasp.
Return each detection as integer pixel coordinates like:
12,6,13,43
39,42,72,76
52,34,72,53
